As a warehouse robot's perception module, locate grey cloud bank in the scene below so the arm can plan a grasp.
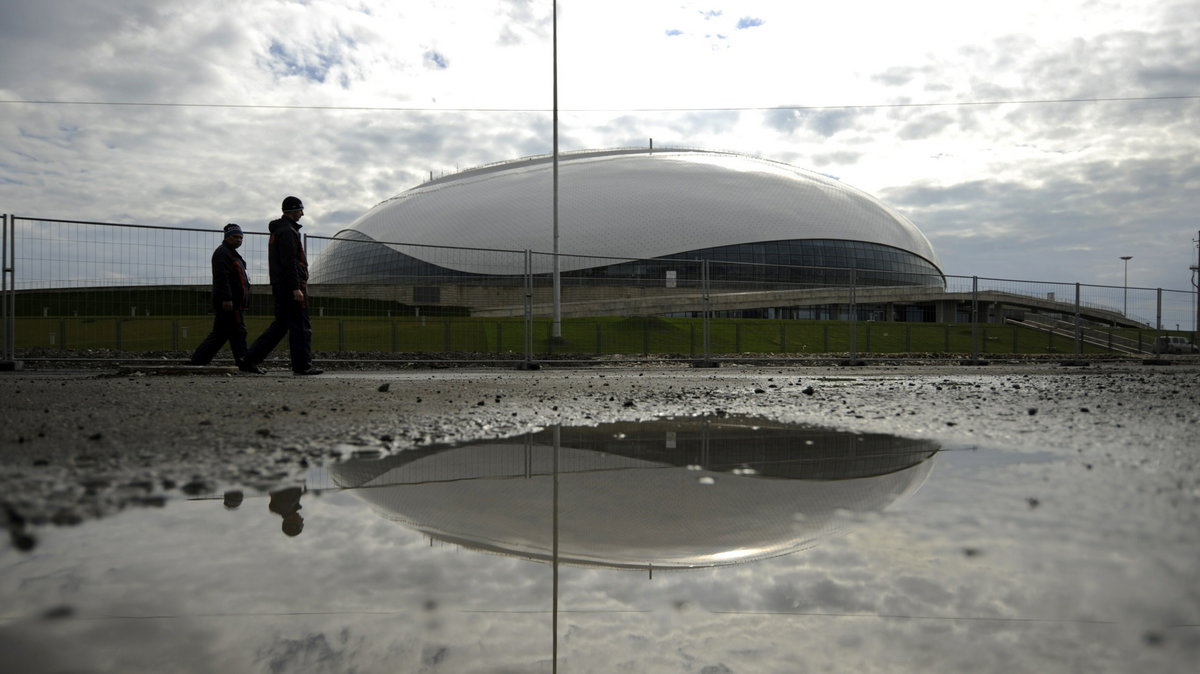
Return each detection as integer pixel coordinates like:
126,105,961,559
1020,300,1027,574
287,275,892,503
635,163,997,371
0,0,1198,299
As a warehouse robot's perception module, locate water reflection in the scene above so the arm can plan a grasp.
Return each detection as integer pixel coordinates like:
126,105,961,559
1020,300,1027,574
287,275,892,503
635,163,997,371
327,416,940,569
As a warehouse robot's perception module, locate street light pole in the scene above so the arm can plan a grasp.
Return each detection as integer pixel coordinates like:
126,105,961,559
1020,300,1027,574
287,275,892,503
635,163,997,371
551,1,561,339
1120,255,1132,316
1191,229,1199,338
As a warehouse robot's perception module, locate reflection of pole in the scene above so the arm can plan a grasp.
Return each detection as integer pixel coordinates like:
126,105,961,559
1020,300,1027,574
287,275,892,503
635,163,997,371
1120,255,1132,316
551,424,560,674
551,2,562,339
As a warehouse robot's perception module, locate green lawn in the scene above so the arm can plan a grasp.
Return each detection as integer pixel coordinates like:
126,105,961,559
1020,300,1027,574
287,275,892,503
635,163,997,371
15,314,1177,357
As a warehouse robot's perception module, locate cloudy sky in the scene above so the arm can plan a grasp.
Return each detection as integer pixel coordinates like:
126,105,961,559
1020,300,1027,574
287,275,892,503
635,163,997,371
2,0,1198,304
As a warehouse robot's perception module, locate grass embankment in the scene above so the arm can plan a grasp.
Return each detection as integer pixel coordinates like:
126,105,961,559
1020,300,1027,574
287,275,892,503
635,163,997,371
14,315,1171,356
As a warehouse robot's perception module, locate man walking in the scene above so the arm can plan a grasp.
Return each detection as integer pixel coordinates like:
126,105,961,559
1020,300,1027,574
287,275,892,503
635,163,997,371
189,223,251,367
240,196,323,375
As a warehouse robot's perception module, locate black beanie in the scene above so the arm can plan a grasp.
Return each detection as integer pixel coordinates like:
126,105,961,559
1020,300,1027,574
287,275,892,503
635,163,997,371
282,196,304,212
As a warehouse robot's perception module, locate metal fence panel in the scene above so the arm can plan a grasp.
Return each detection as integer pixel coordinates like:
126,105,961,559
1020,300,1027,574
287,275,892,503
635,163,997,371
2,215,1197,362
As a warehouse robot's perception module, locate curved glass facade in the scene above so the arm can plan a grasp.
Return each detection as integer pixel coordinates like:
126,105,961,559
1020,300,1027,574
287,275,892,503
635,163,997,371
310,231,944,288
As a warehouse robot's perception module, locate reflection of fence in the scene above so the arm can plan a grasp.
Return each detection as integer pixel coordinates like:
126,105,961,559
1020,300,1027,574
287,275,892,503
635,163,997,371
2,215,1197,365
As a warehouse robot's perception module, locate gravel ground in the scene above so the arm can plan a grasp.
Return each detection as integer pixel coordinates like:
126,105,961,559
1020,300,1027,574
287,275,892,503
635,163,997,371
2,357,1198,547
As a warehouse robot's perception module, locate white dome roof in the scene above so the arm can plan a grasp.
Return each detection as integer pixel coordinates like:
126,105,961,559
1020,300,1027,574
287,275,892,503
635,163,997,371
339,148,939,275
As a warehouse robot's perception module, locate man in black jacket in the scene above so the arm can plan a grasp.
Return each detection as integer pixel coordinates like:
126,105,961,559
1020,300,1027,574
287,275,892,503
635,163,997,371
240,196,323,375
188,223,251,366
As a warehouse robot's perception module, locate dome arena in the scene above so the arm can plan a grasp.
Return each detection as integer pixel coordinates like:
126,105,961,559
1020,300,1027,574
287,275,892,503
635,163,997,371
309,148,945,319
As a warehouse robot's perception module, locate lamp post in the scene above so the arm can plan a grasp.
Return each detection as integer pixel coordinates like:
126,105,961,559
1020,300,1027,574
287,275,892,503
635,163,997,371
1190,261,1199,336
1193,229,1200,337
1120,255,1132,316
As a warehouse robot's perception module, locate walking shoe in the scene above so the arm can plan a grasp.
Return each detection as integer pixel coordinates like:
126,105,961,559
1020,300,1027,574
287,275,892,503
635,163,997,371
293,366,324,376
238,363,268,374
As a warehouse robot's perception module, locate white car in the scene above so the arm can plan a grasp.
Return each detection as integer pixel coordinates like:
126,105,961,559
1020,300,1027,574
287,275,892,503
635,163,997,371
1152,336,1199,354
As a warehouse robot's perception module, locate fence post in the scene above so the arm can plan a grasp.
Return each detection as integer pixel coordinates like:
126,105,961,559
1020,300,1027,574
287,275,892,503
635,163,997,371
1,214,12,367
970,276,979,360
1156,288,1163,332
702,260,712,361
848,266,858,360
523,250,534,364
1074,282,1082,357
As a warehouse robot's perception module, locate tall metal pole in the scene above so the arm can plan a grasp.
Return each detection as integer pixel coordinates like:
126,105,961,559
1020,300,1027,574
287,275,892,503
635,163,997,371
1119,255,1131,316
551,1,562,339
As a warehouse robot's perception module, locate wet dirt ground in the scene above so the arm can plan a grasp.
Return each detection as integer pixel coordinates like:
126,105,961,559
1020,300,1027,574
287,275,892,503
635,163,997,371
2,359,1198,531
1,358,1198,672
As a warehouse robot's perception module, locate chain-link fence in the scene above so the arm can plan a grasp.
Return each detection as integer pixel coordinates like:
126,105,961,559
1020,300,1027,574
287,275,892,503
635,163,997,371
2,215,1197,366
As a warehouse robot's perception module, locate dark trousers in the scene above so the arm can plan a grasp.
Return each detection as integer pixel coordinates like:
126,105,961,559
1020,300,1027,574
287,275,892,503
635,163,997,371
244,294,313,372
189,309,247,365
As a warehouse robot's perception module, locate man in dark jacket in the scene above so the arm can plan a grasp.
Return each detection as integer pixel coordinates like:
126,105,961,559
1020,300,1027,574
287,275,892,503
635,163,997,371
188,223,251,366
240,196,323,375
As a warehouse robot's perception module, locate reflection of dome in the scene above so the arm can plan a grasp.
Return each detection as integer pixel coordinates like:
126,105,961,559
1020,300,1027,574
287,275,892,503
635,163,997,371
330,418,939,569
309,148,943,285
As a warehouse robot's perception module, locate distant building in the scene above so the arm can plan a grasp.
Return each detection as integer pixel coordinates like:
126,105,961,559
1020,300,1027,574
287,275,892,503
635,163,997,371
310,148,946,320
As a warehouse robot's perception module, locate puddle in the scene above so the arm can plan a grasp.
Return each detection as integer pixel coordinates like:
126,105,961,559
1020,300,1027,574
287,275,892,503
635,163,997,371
1,417,1195,673
318,418,940,569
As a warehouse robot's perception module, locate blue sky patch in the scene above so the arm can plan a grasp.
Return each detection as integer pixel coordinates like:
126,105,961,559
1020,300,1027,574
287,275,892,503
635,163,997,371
424,50,449,69
268,41,339,84
737,17,764,29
